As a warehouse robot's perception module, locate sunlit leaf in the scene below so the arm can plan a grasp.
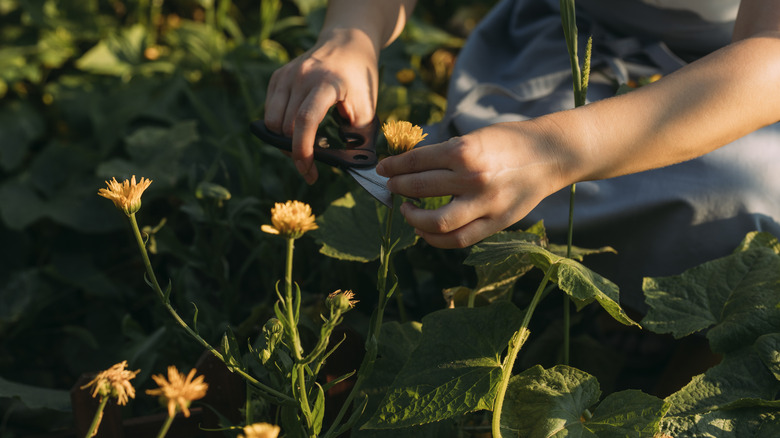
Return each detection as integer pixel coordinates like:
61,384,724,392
313,190,417,262
467,239,638,327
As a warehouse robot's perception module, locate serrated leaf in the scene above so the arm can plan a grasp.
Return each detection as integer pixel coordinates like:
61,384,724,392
664,348,780,417
363,302,523,429
500,365,600,438
467,240,638,327
221,327,244,372
642,247,780,353
733,230,780,255
586,390,669,437
313,190,417,262
661,407,780,438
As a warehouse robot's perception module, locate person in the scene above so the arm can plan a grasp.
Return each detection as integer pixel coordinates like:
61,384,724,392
264,0,780,314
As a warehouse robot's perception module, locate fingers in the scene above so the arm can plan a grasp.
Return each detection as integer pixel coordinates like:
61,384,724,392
376,143,453,177
399,201,498,249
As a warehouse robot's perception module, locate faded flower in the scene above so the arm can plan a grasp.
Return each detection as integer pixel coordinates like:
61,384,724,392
81,360,140,406
261,200,318,239
382,120,427,155
146,367,208,418
327,289,358,313
238,422,281,438
98,175,152,216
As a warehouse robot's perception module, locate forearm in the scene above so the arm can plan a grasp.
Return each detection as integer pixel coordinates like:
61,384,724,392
320,0,417,54
544,33,780,186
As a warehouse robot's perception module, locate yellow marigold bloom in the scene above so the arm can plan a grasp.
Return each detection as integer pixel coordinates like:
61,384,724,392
327,289,359,312
238,422,281,438
98,175,152,216
80,360,140,406
261,200,318,239
382,120,427,156
145,367,208,418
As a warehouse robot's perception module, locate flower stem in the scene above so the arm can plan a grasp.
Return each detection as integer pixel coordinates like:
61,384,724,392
126,214,294,404
322,198,396,438
491,265,555,438
84,395,108,438
156,414,175,438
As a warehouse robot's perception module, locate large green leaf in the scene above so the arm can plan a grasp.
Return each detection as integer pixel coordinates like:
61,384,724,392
500,365,600,438
362,302,524,429
754,333,780,381
642,247,780,354
664,348,780,417
501,366,667,438
313,190,417,262
0,100,45,172
0,377,71,412
466,240,638,327
661,407,780,438
353,321,457,438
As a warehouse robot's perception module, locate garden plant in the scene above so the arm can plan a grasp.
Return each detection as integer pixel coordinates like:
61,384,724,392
1,0,779,437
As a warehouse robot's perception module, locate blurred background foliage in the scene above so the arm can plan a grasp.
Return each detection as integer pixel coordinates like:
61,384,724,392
0,0,496,435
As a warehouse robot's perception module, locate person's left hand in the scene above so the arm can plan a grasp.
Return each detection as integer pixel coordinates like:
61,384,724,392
376,120,573,248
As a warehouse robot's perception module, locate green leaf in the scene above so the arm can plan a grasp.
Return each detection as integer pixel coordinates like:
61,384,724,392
754,333,780,381
500,365,600,437
311,383,325,435
0,377,71,412
313,190,417,262
664,348,780,417
467,240,638,327
733,230,780,255
0,100,45,171
661,407,780,438
363,302,524,429
642,247,780,353
75,24,146,76
221,327,244,372
586,390,669,437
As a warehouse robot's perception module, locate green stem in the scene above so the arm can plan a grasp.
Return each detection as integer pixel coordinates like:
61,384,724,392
156,414,175,438
84,395,108,438
491,265,555,438
563,183,576,365
126,214,293,404
322,198,396,438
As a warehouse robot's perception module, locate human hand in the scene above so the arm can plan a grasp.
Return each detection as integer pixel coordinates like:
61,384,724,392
376,120,572,248
264,29,379,184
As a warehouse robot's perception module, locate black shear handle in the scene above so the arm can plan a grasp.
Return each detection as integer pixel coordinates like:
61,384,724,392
249,118,379,168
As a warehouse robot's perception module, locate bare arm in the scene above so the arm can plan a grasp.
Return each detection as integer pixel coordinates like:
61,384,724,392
377,0,780,248
264,0,416,183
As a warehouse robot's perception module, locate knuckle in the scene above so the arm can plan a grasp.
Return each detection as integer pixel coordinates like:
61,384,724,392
430,215,451,234
450,232,472,249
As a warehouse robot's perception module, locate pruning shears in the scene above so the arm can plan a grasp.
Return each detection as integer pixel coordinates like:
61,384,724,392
250,114,393,208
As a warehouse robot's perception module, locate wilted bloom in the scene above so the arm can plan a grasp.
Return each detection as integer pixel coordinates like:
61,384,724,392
261,200,318,239
327,289,358,313
98,175,152,216
81,360,140,405
146,367,208,418
382,120,427,155
238,422,281,438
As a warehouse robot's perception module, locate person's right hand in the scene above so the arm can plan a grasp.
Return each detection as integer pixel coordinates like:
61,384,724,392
264,29,380,184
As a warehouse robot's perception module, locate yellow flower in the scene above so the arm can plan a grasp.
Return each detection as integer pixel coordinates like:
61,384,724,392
395,68,415,85
145,367,208,418
80,360,140,406
98,175,152,216
327,289,359,312
238,422,281,438
261,200,318,239
382,120,427,155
